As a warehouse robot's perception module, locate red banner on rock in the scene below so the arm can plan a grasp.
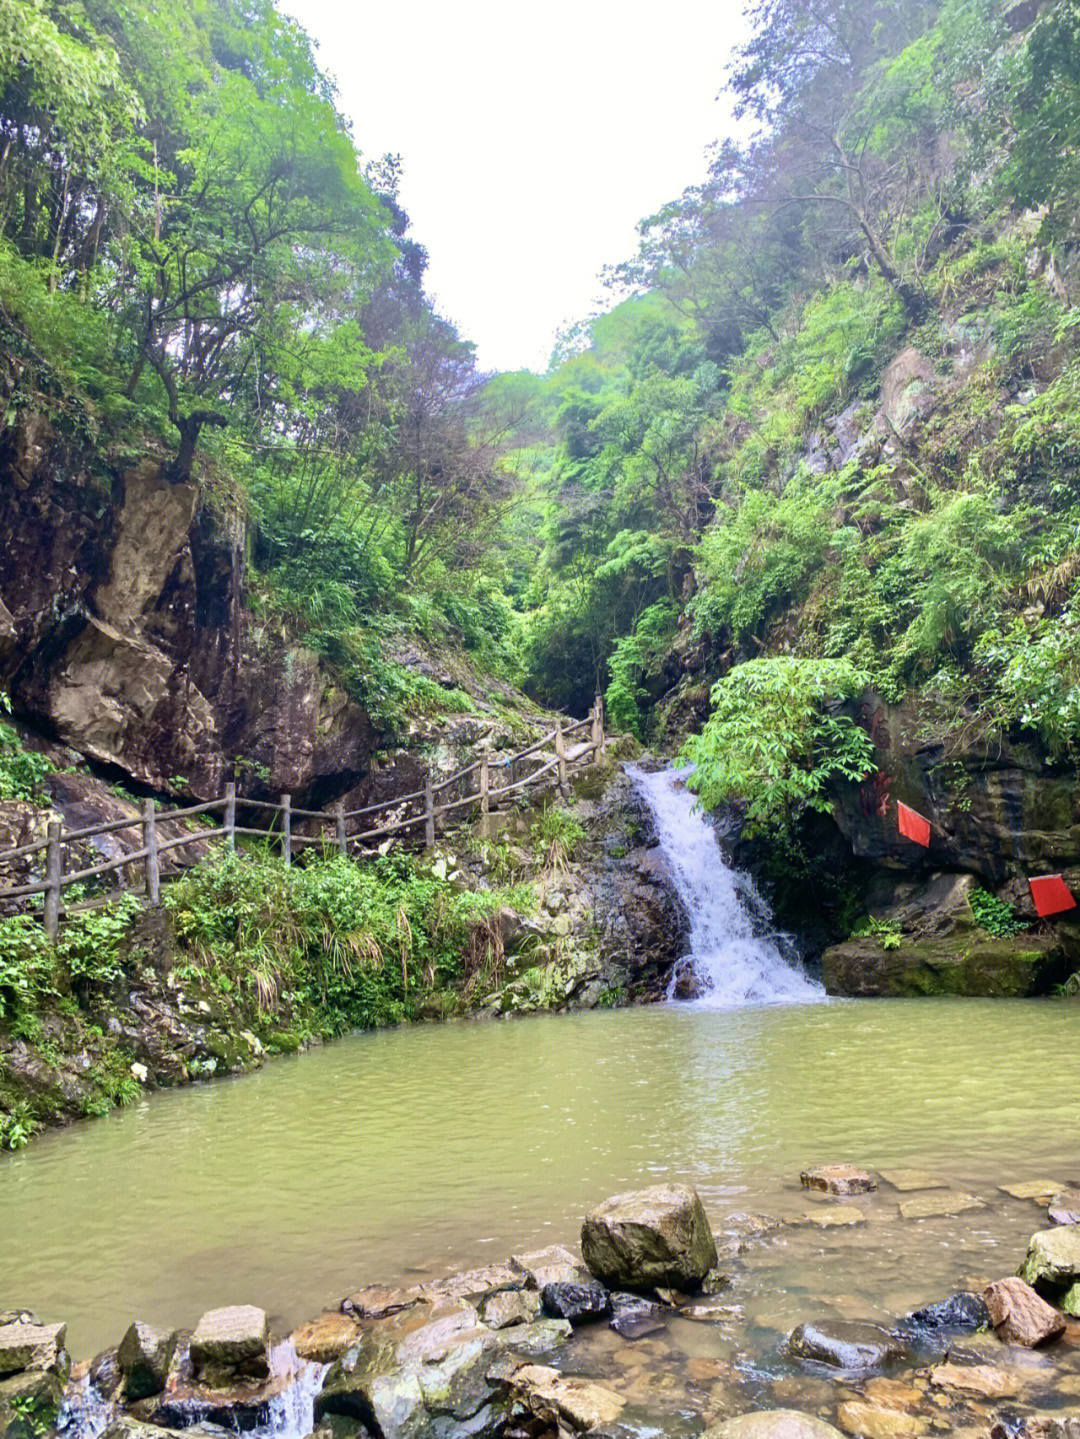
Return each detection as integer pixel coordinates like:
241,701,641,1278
1029,874,1077,918
897,802,931,848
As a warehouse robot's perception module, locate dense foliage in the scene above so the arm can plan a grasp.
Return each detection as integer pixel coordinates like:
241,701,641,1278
492,0,1080,833
0,0,525,722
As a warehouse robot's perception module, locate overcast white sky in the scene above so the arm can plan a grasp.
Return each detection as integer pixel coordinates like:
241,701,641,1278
284,1,748,374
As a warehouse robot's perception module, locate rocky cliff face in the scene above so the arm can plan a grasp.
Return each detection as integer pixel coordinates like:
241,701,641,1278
0,415,383,801
814,696,1080,996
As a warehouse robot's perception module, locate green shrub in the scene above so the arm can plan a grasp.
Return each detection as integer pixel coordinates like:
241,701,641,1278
969,888,1028,937
683,657,875,835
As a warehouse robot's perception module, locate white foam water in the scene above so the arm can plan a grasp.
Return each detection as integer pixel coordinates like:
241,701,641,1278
628,764,825,1007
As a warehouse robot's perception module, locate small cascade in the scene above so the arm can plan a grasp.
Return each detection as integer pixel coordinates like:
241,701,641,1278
628,764,824,1007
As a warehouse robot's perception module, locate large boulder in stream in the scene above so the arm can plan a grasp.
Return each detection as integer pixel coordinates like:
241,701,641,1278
580,1183,718,1292
1019,1226,1080,1294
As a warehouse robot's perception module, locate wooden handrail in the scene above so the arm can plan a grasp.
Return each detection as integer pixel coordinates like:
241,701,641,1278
0,699,606,935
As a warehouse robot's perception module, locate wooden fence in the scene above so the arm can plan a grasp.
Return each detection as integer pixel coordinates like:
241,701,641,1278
0,701,606,939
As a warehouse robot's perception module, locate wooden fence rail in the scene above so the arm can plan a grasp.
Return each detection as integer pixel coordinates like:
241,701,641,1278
0,700,606,939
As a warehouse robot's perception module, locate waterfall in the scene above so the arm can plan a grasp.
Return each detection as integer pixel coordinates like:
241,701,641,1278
628,764,825,1007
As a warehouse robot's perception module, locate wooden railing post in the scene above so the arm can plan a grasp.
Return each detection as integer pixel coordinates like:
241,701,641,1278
555,717,568,795
592,695,604,759
281,793,291,867
224,781,236,852
142,798,160,905
480,756,489,818
335,801,347,857
43,821,62,941
424,775,435,848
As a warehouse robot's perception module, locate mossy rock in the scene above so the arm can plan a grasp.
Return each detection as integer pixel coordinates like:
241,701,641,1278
821,929,1071,997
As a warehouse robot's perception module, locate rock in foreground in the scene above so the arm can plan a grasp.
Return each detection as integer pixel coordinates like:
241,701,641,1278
581,1183,718,1292
704,1411,844,1439
189,1306,268,1382
984,1277,1066,1347
117,1322,177,1401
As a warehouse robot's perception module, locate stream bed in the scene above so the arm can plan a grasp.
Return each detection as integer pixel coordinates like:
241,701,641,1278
4,997,1079,1360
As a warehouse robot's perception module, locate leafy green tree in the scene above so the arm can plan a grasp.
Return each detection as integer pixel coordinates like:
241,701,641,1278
682,657,875,834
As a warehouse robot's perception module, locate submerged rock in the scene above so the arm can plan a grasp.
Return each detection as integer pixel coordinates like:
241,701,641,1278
787,1321,906,1372
539,1282,611,1325
899,1192,982,1219
118,1321,177,1401
1019,1226,1080,1293
802,1205,866,1228
984,1277,1066,1347
703,1411,844,1439
580,1183,718,1292
189,1306,268,1382
834,1402,928,1439
800,1164,877,1195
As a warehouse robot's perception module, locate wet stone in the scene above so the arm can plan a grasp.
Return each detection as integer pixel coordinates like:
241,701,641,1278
878,1170,949,1193
803,1205,866,1227
1019,1226,1080,1292
540,1282,612,1324
479,1290,541,1330
341,1285,419,1321
835,1401,928,1438
1000,1180,1063,1203
0,1370,63,1439
512,1364,625,1431
801,1164,877,1196
0,1323,67,1379
118,1321,177,1401
907,1292,990,1332
89,1347,122,1398
1059,1281,1080,1317
1048,1190,1080,1226
787,1321,907,1372
984,1277,1066,1348
581,1182,718,1292
899,1192,983,1220
291,1311,362,1363
510,1245,590,1289
703,1411,845,1439
928,1363,1021,1398
189,1305,268,1381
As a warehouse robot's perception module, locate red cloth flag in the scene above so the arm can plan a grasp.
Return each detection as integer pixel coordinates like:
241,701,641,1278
1029,875,1077,918
897,801,931,848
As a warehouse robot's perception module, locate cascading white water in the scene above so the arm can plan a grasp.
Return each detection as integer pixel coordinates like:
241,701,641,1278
628,764,824,1007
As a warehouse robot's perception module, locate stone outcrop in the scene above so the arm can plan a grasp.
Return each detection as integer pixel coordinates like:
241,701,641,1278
580,1183,718,1292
